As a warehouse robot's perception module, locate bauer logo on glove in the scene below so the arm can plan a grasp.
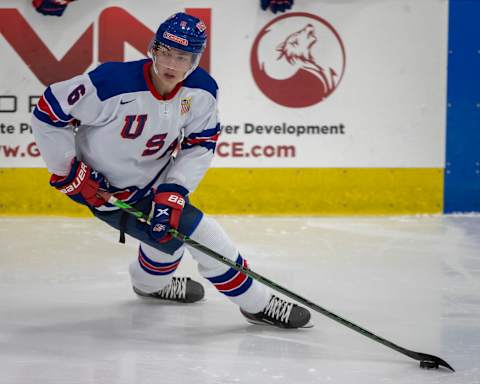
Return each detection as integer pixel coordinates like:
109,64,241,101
57,162,88,194
50,157,109,208
167,194,185,207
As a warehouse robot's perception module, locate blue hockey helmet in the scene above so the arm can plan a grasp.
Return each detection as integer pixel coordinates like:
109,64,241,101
154,12,207,54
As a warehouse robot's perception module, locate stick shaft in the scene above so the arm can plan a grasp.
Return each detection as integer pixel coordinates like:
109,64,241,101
97,191,454,371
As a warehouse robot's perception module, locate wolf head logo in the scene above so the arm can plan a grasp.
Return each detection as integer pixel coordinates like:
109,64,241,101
276,24,337,95
277,24,317,64
251,13,345,108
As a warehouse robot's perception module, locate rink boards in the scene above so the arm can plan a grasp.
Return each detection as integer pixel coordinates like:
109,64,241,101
0,0,465,214
0,168,443,215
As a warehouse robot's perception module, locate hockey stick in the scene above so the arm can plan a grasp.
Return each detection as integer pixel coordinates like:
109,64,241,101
96,191,454,372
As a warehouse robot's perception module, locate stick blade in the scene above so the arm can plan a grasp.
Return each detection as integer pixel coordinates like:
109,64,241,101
410,352,455,372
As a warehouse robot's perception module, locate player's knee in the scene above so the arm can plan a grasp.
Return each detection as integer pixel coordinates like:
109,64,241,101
190,215,238,259
178,203,204,236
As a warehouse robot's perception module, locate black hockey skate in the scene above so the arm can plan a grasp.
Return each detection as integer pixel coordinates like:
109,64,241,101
240,295,312,329
133,277,204,303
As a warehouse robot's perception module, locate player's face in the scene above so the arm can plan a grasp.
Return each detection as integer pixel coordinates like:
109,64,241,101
153,45,194,84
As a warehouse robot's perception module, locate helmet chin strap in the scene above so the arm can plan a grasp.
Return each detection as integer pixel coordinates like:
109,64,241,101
182,50,202,79
148,48,161,77
182,62,199,80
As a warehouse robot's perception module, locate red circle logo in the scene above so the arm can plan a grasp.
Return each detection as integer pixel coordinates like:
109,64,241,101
251,12,346,108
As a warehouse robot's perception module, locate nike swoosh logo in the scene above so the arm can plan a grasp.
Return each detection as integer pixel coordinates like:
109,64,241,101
120,99,135,105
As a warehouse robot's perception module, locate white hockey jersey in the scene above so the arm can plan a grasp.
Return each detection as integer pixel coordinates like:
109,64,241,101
32,59,219,207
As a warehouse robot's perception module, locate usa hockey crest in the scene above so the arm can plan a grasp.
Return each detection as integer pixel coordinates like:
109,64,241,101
181,97,192,115
196,21,207,32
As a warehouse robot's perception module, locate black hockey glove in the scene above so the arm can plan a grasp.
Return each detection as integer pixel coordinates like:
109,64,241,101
32,0,76,17
260,0,294,14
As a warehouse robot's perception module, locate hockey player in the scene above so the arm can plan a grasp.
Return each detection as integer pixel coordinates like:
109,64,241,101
31,12,311,329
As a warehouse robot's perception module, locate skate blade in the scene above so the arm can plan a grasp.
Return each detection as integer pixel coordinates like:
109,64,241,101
133,291,207,304
300,320,314,328
245,318,314,329
136,296,207,303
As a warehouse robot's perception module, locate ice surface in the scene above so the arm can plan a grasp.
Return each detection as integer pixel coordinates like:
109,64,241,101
0,215,479,384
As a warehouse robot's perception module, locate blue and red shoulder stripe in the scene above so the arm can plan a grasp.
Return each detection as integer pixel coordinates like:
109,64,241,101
33,87,75,127
182,123,221,152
